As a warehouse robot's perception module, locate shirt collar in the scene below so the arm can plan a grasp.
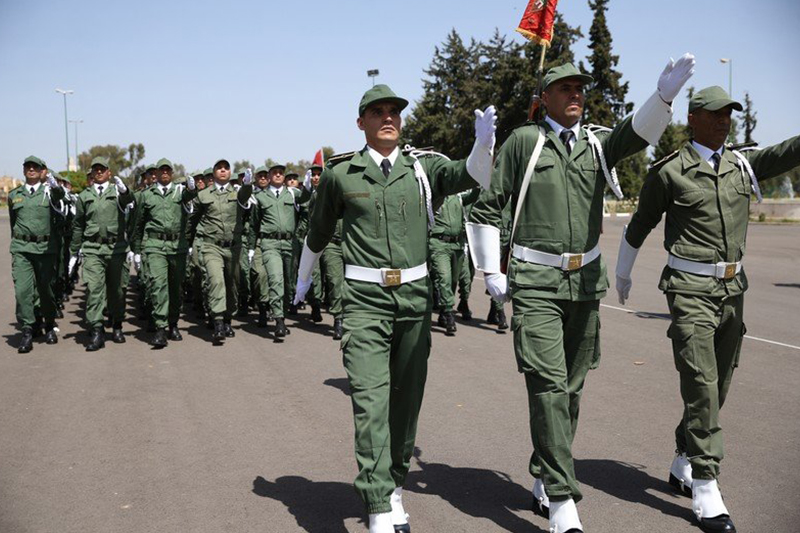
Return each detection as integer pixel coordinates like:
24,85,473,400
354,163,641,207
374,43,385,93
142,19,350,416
269,184,285,195
366,145,400,169
544,115,581,141
215,182,229,192
691,141,724,164
93,182,109,195
26,181,42,193
158,182,173,193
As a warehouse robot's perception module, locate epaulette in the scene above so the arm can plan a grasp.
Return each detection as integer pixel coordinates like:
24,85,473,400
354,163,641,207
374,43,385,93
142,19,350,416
726,141,759,151
584,123,613,134
649,150,680,169
326,151,357,168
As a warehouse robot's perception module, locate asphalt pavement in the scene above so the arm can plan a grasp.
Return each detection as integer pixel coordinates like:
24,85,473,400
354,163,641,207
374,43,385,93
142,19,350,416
0,216,798,533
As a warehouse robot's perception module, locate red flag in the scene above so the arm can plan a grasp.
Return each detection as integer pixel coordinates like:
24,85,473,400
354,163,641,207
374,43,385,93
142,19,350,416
312,149,324,168
516,0,559,45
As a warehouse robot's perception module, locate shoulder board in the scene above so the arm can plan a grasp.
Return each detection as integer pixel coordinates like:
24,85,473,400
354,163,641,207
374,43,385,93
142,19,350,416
726,141,759,151
9,185,23,195
649,150,681,169
326,151,357,168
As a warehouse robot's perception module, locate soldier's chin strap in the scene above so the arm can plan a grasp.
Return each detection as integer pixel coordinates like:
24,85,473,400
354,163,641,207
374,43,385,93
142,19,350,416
583,125,624,199
404,144,443,231
730,147,763,203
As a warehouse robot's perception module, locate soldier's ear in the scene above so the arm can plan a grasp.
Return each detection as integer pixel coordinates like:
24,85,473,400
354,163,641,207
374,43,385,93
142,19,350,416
357,116,366,132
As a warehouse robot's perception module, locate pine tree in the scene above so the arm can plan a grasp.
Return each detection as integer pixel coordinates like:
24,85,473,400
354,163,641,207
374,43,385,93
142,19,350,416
654,123,690,161
742,92,757,143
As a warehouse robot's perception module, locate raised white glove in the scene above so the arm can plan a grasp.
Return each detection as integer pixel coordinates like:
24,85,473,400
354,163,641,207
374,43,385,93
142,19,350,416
304,170,313,191
293,238,323,305
68,255,79,276
294,277,312,306
467,105,497,190
484,272,509,303
186,175,196,190
113,176,128,193
46,172,60,189
247,249,255,265
126,251,135,264
657,53,695,103
133,253,142,273
615,225,640,305
187,247,193,257
242,168,253,186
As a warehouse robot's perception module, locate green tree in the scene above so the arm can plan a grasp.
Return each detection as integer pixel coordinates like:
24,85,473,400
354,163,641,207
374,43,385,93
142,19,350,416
232,160,254,173
742,92,757,144
654,122,691,161
77,143,147,177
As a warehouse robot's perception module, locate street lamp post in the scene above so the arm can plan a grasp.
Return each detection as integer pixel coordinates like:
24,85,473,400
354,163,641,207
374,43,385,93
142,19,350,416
367,69,379,87
719,58,732,97
69,119,83,170
55,88,74,170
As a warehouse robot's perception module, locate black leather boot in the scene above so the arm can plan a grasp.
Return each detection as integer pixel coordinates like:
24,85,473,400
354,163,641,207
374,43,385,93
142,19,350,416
332,317,343,341
212,319,225,344
486,306,499,325
111,323,125,343
444,311,457,336
44,323,58,345
257,304,268,328
496,309,509,332
437,312,447,328
152,328,168,348
18,327,33,353
274,318,287,341
86,328,105,352
311,302,323,323
457,299,472,321
224,321,235,338
168,323,183,341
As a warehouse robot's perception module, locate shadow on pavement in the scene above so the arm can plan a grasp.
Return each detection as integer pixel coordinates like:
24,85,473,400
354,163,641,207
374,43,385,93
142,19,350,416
575,458,692,523
405,448,545,533
774,283,800,289
323,377,351,396
252,475,364,533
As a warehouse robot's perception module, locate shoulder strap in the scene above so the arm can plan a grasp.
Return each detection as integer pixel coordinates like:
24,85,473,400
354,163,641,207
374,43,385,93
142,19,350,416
730,149,763,203
583,126,623,199
509,129,545,250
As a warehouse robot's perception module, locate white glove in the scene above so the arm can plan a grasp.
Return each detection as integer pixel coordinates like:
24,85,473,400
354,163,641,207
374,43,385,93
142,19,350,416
68,255,79,276
467,105,497,190
657,53,695,103
242,168,253,186
186,175,196,190
294,277,312,306
615,225,640,305
126,251,135,264
293,239,323,305
133,253,142,273
247,249,255,266
304,169,313,191
46,172,60,189
484,272,509,303
187,247,193,257
113,176,128,193
616,275,632,305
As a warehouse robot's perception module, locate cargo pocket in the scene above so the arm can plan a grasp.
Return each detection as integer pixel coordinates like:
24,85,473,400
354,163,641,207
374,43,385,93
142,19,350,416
733,323,747,368
667,321,696,374
511,315,528,374
589,317,602,370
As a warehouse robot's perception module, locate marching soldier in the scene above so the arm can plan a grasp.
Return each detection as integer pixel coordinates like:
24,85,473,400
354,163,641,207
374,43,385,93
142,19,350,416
188,159,253,344
297,165,325,323
615,86,800,533
485,203,512,332
429,187,479,335
468,56,694,532
9,156,66,352
294,84,496,532
187,169,210,319
133,164,157,328
69,156,135,351
131,158,195,348
247,166,273,327
250,163,311,340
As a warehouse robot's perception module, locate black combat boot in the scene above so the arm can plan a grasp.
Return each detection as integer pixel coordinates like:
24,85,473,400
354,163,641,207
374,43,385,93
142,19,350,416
212,319,225,345
44,323,58,345
496,309,509,332
311,302,323,323
444,311,457,336
168,323,183,341
332,317,343,341
111,323,125,343
152,328,168,349
86,328,105,352
457,299,473,321
486,306,499,325
437,312,447,328
257,303,268,328
224,321,235,338
18,327,34,354
274,318,287,342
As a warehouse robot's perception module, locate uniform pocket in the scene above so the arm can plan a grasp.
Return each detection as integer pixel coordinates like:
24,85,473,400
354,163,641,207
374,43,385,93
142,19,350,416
733,323,747,368
589,317,602,370
667,321,696,374
673,188,704,208
511,315,527,374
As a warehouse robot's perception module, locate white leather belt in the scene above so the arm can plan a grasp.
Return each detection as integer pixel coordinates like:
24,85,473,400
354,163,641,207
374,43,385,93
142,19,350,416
667,254,742,280
344,263,428,287
512,243,601,271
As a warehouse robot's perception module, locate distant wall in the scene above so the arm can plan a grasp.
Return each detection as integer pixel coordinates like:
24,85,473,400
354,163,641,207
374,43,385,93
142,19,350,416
750,200,800,220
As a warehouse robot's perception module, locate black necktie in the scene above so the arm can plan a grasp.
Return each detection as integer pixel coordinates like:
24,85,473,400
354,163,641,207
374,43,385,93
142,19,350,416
275,189,280,197
162,186,168,196
711,153,721,172
560,130,574,155
97,186,104,196
380,159,391,177
30,187,35,195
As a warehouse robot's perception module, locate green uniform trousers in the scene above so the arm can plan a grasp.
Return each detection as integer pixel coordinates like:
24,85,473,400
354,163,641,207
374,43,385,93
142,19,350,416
83,253,127,329
12,252,57,328
429,239,463,311
666,292,745,480
458,249,474,303
200,243,241,320
342,315,431,514
145,252,187,328
321,243,343,317
311,263,323,304
511,294,601,503
260,238,293,318
250,247,270,305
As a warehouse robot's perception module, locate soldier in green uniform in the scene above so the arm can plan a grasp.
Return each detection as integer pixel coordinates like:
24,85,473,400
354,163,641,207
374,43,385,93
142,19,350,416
293,84,496,532
9,156,66,352
250,163,311,340
245,166,273,327
53,172,76,313
188,159,253,343
131,158,195,348
69,156,135,351
296,166,326,323
468,57,694,532
429,187,479,335
187,169,211,319
133,164,158,329
615,86,800,533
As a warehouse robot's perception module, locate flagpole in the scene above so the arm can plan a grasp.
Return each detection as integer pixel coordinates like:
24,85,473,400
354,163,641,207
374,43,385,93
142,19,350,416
528,42,549,121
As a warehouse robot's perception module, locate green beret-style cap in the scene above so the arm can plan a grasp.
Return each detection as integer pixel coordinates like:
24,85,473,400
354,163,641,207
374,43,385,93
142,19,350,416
689,86,743,113
23,155,47,168
542,63,594,91
203,167,213,176
213,159,230,169
268,163,287,172
191,170,204,178
285,172,299,180
358,84,409,117
254,165,268,175
56,172,73,185
90,156,110,169
156,158,174,170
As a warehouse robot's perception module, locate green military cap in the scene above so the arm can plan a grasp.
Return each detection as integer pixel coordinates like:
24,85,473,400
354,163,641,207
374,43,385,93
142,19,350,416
254,165,268,175
237,170,246,177
268,163,286,172
203,167,213,176
90,156,110,169
58,173,73,185
542,63,594,91
358,84,409,116
23,155,47,168
689,86,743,113
285,172,299,180
191,170,204,178
155,158,174,170
309,164,323,171
145,163,157,172
213,158,230,169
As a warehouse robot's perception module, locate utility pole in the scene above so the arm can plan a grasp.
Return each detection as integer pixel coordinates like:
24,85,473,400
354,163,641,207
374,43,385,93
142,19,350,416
69,119,83,170
55,88,74,170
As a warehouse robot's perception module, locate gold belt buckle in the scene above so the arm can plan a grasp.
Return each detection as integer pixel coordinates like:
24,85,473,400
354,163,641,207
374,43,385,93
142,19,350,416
723,263,736,279
566,254,584,271
382,268,402,286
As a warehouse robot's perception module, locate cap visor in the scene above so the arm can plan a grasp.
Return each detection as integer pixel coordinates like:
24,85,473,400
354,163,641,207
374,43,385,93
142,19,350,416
704,98,743,112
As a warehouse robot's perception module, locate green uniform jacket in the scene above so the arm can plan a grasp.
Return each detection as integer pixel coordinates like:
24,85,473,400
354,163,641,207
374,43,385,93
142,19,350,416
189,183,253,245
307,147,477,319
130,183,194,254
430,188,480,240
626,136,800,297
70,184,135,256
8,184,65,254
250,186,312,242
470,117,648,301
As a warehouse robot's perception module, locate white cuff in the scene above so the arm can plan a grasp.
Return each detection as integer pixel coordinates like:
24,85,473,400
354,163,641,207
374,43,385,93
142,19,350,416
615,225,640,279
632,90,673,146
466,139,494,190
297,238,323,282
465,222,501,273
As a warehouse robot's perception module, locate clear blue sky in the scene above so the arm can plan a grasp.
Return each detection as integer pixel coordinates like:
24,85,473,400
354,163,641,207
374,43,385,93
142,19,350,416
1,0,798,177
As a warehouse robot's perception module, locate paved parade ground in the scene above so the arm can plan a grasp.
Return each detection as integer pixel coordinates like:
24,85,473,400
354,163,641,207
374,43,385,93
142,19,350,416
0,215,798,533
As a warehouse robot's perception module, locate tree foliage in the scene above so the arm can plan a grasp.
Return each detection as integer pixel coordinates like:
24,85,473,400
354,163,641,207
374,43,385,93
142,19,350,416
742,92,757,144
